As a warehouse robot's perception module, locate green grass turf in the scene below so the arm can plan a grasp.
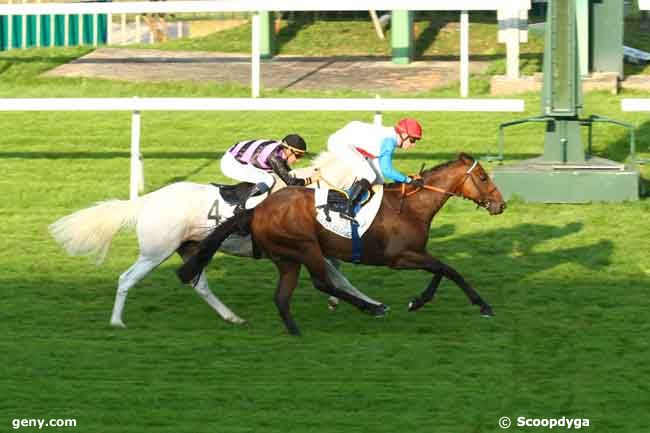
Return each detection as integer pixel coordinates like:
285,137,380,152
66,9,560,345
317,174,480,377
1,47,650,433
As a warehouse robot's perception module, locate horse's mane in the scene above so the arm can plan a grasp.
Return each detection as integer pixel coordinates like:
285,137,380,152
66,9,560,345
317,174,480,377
384,153,473,188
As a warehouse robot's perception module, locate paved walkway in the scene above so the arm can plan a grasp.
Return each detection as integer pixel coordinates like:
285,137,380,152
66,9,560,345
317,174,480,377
44,48,490,93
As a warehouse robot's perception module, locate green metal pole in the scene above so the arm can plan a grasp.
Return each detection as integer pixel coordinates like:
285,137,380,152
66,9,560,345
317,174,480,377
259,11,276,59
391,10,413,65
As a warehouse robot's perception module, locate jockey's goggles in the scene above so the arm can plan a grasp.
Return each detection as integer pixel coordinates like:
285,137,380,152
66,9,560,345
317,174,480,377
282,143,306,158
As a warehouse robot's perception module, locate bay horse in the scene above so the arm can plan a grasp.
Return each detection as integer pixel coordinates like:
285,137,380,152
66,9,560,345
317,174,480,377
178,153,506,335
48,152,383,328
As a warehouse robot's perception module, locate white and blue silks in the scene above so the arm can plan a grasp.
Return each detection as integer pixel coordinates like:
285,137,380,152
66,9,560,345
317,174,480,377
326,121,411,186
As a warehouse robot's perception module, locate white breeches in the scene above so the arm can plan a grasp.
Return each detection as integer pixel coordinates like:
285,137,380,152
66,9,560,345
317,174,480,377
220,152,276,189
326,140,383,185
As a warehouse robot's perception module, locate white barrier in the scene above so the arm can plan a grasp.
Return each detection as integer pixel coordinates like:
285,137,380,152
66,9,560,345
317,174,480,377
621,99,650,112
0,97,525,199
0,0,531,97
0,1,531,14
640,0,650,11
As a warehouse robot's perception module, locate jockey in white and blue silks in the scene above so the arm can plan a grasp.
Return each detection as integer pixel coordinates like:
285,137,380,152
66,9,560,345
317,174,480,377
326,118,423,221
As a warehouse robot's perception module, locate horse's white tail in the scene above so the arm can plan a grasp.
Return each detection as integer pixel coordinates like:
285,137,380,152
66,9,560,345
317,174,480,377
49,199,141,264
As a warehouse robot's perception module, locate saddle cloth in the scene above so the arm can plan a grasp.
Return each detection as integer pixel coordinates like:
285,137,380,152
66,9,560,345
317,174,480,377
315,185,383,239
208,183,267,225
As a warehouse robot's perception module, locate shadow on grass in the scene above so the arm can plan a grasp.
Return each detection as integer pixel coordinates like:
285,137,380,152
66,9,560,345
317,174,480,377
276,19,312,52
0,151,541,162
206,221,612,296
427,221,613,275
414,18,451,58
599,118,650,163
163,159,214,184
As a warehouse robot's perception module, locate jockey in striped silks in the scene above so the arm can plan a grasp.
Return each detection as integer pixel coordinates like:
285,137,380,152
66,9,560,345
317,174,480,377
220,134,314,214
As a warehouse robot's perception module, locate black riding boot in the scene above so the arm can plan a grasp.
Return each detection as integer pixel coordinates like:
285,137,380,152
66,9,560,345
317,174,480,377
234,183,268,215
340,179,372,224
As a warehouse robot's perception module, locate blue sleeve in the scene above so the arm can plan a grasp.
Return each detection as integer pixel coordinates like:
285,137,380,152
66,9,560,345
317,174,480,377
378,138,409,183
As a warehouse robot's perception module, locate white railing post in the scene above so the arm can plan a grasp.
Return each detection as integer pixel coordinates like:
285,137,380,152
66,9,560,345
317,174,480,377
79,12,84,46
106,13,111,45
93,14,98,46
6,0,12,51
251,13,261,98
373,95,383,125
49,14,54,47
36,0,41,48
130,105,143,200
120,14,126,44
64,15,68,46
503,8,520,80
460,10,469,97
135,14,141,43
21,0,26,49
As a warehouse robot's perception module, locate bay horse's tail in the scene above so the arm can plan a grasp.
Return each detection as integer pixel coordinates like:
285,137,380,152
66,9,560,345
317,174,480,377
49,199,141,264
177,210,254,284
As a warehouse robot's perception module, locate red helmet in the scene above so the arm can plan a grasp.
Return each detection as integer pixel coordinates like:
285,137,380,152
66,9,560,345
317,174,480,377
395,118,423,140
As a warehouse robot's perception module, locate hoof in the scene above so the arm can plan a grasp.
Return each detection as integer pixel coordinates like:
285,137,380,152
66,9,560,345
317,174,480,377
227,316,247,325
110,319,126,328
480,304,494,317
408,297,423,312
327,297,339,311
366,303,390,317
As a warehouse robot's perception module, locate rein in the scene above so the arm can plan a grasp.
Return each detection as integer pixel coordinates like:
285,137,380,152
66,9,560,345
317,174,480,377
384,160,481,213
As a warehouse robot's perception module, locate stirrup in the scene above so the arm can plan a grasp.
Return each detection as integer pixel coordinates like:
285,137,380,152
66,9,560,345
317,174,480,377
339,211,359,225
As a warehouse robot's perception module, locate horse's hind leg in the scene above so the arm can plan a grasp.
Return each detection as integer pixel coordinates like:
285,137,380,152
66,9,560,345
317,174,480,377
110,254,168,328
192,271,246,325
323,258,386,311
273,259,302,336
302,246,386,317
177,242,245,325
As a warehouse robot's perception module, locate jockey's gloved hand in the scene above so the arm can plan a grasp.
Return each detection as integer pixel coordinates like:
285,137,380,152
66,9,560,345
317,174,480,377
409,177,425,188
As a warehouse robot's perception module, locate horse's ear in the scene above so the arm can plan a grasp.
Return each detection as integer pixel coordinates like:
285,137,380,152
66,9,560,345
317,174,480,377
458,152,474,164
419,162,426,175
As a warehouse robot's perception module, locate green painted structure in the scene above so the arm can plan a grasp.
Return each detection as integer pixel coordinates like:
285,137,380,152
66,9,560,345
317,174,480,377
491,0,639,203
589,0,624,77
259,11,276,59
390,10,414,64
0,12,108,50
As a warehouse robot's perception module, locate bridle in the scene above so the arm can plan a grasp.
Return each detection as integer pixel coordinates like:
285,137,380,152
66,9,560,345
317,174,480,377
384,160,496,212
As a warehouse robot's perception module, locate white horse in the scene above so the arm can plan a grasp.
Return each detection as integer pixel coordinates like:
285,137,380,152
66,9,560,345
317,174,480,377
49,151,383,328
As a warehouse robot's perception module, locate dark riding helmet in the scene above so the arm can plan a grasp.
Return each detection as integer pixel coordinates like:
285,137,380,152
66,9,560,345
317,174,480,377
282,134,307,155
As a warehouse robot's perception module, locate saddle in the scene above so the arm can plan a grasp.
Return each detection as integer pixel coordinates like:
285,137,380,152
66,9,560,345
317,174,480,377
211,182,255,206
318,189,373,222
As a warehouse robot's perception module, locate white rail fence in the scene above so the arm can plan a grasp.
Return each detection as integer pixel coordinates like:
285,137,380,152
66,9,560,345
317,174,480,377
0,1,532,97
621,99,650,160
0,97,525,200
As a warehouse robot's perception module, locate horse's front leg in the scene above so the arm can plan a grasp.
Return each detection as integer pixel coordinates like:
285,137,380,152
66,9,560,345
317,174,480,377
392,251,493,317
408,273,442,312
